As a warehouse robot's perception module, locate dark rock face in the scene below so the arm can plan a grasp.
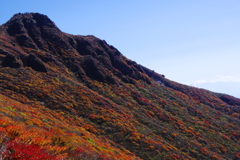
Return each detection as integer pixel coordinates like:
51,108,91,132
0,13,240,160
76,37,97,57
0,12,164,83
32,13,56,28
2,54,22,68
16,34,38,49
81,56,107,82
6,18,25,36
23,54,47,72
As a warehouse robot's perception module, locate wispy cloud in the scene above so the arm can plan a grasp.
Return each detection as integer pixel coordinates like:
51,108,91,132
190,74,240,85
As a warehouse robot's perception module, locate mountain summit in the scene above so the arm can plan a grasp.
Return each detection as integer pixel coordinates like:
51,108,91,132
0,13,239,160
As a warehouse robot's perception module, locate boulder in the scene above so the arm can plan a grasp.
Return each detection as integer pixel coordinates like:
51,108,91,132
24,54,47,72
2,54,23,68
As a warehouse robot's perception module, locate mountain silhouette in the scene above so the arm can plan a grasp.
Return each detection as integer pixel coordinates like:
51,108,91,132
0,13,239,160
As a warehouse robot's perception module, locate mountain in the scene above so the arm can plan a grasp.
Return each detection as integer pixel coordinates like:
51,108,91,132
0,13,239,160
192,82,240,99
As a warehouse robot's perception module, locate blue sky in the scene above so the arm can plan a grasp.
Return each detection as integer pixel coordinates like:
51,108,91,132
1,0,240,98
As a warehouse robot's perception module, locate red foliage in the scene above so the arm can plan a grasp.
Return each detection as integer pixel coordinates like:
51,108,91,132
4,141,56,160
0,12,240,160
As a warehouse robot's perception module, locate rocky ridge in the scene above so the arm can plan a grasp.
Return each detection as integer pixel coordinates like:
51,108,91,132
0,13,239,160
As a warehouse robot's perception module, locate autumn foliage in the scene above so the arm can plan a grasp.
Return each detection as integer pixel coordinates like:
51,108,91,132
0,13,239,160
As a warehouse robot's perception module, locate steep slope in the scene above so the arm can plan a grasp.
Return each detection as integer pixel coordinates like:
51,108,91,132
0,13,239,160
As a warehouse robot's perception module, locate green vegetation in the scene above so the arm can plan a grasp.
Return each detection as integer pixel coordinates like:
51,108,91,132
0,12,239,160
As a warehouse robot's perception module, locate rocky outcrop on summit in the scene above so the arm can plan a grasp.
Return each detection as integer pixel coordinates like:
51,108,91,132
0,12,163,85
0,13,238,103
0,12,239,109
0,13,240,160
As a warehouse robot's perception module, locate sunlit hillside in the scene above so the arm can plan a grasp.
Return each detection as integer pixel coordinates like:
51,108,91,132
0,13,239,160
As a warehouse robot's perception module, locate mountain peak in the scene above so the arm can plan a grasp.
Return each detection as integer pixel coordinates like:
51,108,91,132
4,12,58,37
0,13,239,160
1,12,163,84
8,12,55,26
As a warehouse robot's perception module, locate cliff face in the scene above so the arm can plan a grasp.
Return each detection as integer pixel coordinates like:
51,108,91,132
0,13,239,160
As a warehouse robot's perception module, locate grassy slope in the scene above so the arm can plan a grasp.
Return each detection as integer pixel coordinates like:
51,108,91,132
0,13,239,160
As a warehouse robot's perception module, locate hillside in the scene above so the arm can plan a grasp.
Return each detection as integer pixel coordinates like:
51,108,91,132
0,13,239,160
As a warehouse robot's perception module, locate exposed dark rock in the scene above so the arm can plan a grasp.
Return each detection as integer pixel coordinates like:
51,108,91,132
39,53,57,63
1,12,157,85
76,37,97,57
0,48,10,56
76,68,87,78
22,15,46,50
23,54,47,72
6,18,25,36
81,56,106,82
32,13,56,28
68,37,77,48
113,56,133,76
0,13,240,160
2,54,22,68
16,34,37,49
106,75,118,84
68,62,86,78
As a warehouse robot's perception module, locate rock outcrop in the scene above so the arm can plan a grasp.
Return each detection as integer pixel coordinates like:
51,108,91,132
2,54,22,68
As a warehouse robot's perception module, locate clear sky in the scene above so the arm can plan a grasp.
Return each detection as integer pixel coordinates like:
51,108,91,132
1,0,240,98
